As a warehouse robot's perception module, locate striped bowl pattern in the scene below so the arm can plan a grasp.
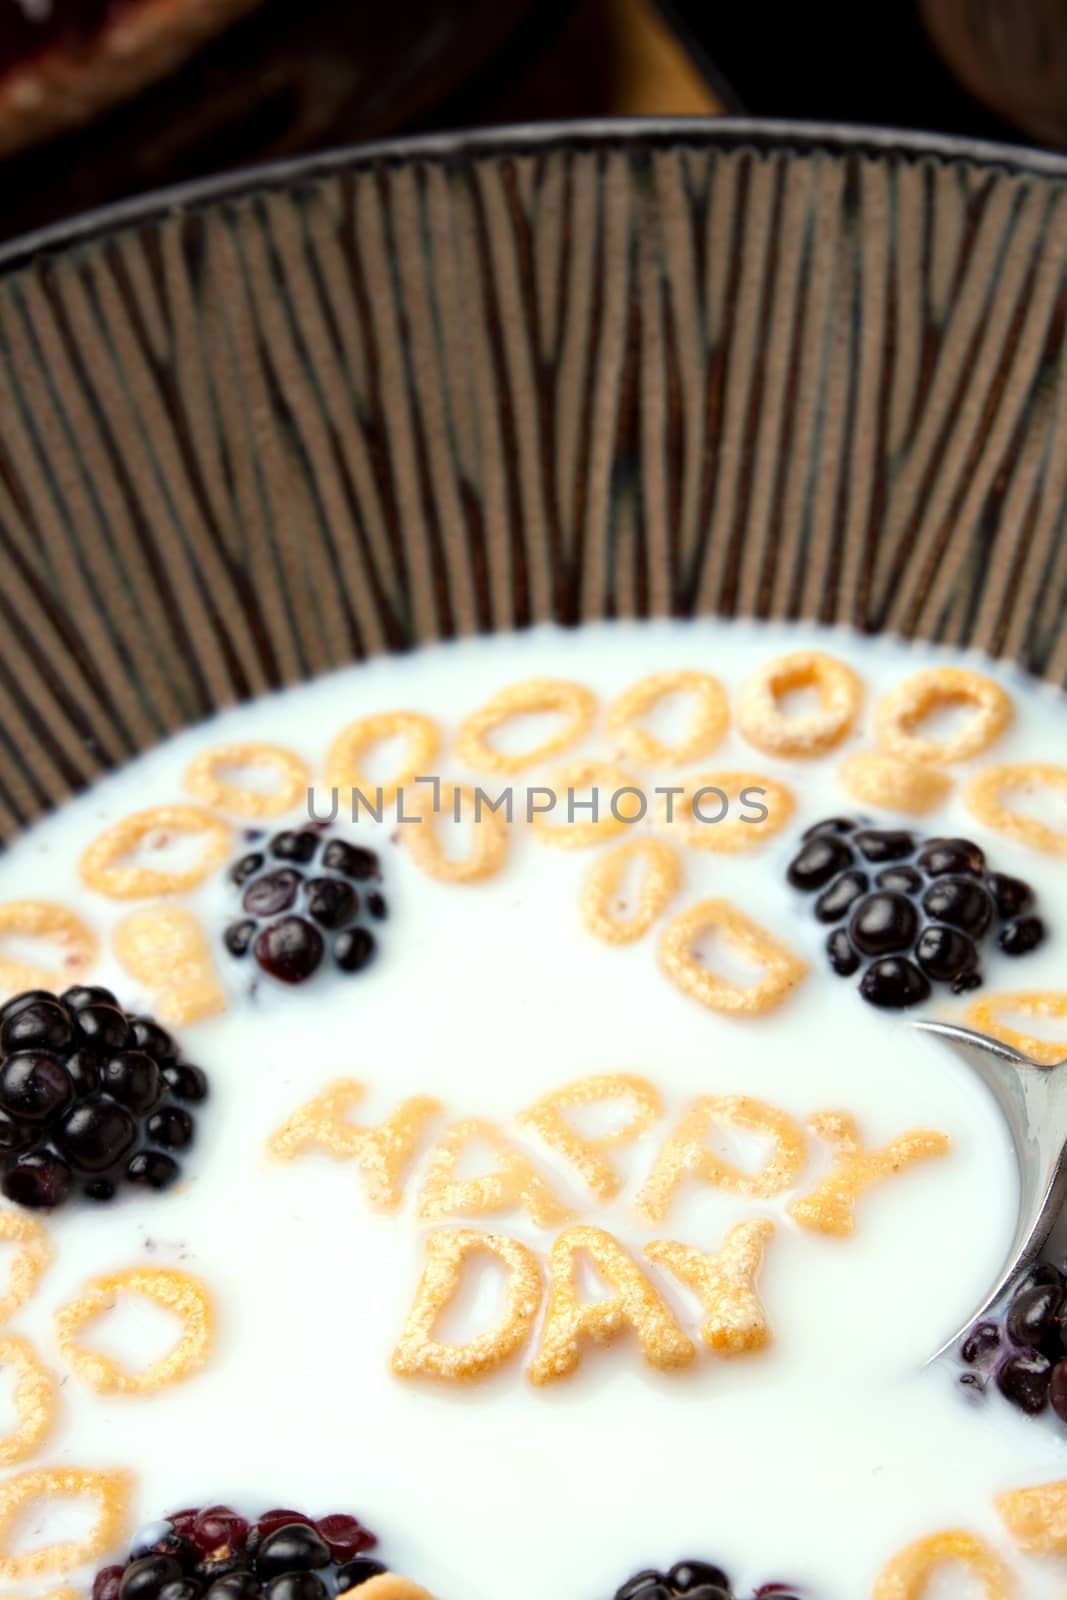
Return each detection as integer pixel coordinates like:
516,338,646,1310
1,120,1067,841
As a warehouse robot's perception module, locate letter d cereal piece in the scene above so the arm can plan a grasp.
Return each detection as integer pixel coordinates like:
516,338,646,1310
392,1229,542,1382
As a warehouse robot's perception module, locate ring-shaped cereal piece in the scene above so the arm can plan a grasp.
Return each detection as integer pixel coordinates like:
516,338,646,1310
0,902,97,997
872,1529,1014,1599
659,899,809,1015
964,992,1067,1067
606,671,729,765
874,667,1013,766
456,679,597,775
326,713,440,806
0,1336,58,1466
0,1211,51,1325
661,771,795,853
529,760,643,850
184,742,310,819
964,763,1067,857
0,1467,133,1582
404,785,509,884
80,807,232,899
839,750,952,816
736,651,862,758
55,1267,213,1395
580,840,682,944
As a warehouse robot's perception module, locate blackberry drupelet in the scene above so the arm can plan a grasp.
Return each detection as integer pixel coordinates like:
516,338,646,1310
786,819,1048,1007
94,1509,383,1600
611,1562,801,1599
0,987,209,1210
223,828,386,986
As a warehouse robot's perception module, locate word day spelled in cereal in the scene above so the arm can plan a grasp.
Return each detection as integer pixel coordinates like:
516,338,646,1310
1,620,1067,1600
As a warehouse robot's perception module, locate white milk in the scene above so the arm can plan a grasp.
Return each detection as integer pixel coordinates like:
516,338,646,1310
1,620,1066,1600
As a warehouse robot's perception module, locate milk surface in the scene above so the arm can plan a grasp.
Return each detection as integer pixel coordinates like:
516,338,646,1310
1,620,1066,1599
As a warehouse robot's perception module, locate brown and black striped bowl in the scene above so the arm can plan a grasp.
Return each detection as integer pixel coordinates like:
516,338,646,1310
1,117,1067,842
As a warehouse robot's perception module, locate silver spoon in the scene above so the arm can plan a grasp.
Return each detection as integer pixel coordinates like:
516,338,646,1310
915,1019,1067,1364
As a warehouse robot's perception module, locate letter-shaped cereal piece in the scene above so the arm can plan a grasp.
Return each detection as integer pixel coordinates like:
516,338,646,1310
839,751,952,816
518,1074,663,1204
113,906,225,1027
872,1530,1013,1599
647,1219,774,1356
736,651,862,758
875,668,1012,766
404,785,509,884
0,1336,58,1465
528,1224,695,1385
80,806,232,899
965,991,1067,1067
606,671,729,765
635,1095,806,1223
788,1112,949,1237
965,763,1067,858
456,680,597,775
268,1080,441,1210
392,1229,541,1382
184,743,311,819
0,902,98,997
56,1268,212,1395
996,1478,1067,1555
659,900,808,1015
419,1120,570,1229
0,1210,51,1324
529,761,643,850
0,1467,133,1581
326,713,440,807
580,841,682,944
661,772,795,853
359,1582,441,1600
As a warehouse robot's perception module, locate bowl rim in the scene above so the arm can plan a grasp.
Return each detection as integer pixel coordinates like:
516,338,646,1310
2,114,1067,274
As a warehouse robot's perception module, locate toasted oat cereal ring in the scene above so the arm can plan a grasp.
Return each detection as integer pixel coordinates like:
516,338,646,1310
965,762,1067,857
839,750,952,816
0,1466,133,1581
326,713,440,806
0,1336,57,1466
964,991,1067,1066
872,1529,1013,1599
874,667,1013,766
0,902,97,998
456,679,597,775
0,1210,51,1325
404,785,509,884
661,771,795,853
736,651,862,758
997,1478,1067,1555
659,899,809,1015
55,1267,213,1395
80,806,232,899
184,742,310,819
580,840,682,944
114,906,225,1027
606,671,729,765
529,760,644,850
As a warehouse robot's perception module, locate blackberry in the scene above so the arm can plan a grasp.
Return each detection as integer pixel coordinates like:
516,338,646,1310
957,1261,1067,1431
611,1562,798,1599
0,989,208,1210
222,828,387,987
94,1509,382,1600
786,818,1047,1007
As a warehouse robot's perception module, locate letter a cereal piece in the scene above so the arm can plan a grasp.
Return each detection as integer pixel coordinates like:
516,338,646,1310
872,1529,1013,1599
392,1229,542,1382
268,1080,441,1211
528,1224,695,1385
996,1477,1067,1555
114,906,225,1027
518,1074,663,1204
788,1112,949,1237
419,1119,570,1229
634,1095,806,1224
646,1219,774,1356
